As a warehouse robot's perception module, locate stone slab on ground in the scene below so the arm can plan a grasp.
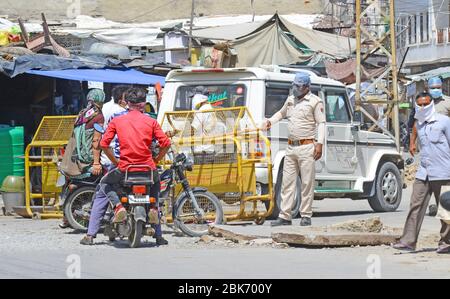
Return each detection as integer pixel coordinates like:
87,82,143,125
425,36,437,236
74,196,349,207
209,225,269,243
272,227,402,247
272,218,403,247
210,218,403,247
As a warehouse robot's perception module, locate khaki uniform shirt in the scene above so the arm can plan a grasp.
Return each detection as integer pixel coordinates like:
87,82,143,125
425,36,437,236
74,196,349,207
269,92,326,141
435,95,450,117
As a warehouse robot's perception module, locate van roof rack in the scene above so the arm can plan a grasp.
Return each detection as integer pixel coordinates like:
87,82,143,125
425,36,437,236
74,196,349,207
259,65,322,77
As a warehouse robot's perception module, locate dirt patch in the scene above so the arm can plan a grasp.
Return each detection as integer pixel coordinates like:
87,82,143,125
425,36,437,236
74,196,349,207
329,217,384,233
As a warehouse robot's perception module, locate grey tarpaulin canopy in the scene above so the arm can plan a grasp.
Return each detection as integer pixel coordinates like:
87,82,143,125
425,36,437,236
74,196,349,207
279,15,355,57
192,21,266,41
192,13,356,67
232,21,313,67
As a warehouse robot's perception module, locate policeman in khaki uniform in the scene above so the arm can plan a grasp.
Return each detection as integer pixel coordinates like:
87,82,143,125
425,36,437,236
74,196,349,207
262,72,326,226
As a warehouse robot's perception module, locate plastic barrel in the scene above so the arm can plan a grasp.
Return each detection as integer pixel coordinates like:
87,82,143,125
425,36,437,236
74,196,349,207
0,125,24,184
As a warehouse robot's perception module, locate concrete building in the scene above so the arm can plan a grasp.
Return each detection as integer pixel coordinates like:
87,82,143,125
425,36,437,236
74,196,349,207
396,0,450,74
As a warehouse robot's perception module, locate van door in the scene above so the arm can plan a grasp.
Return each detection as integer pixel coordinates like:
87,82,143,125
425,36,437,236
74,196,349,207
322,86,358,175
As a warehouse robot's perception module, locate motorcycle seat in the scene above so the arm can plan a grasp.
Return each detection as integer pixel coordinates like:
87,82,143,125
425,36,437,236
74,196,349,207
123,172,154,186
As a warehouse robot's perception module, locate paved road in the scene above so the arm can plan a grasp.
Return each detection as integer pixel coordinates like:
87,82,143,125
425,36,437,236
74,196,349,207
0,186,449,279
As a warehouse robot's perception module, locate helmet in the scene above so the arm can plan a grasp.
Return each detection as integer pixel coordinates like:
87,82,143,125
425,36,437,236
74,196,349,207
86,89,105,104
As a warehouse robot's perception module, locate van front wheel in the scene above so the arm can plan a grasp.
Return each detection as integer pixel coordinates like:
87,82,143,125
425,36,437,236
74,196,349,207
368,162,402,212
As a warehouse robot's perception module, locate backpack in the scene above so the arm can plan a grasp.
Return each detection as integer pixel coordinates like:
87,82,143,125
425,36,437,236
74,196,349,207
73,124,95,165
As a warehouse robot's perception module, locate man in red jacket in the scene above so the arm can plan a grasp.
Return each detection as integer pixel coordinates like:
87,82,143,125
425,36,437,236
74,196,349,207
98,87,170,245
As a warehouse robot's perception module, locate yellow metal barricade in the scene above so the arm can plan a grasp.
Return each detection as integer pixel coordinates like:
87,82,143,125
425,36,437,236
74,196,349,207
161,107,274,224
25,116,76,219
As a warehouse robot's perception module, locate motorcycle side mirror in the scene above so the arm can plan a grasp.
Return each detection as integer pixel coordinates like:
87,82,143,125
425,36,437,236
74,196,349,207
94,123,105,134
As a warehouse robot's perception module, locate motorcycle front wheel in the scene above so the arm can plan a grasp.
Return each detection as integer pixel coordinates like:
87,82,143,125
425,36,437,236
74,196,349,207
174,191,224,237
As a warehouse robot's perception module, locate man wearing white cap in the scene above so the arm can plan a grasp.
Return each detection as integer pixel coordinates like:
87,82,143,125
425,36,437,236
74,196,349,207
262,72,326,226
191,94,216,154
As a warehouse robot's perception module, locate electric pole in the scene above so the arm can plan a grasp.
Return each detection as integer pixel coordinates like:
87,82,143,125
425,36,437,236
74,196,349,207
355,0,401,151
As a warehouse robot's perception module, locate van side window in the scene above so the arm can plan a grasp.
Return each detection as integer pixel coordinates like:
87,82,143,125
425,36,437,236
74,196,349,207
174,85,247,111
265,87,289,118
324,89,350,123
265,84,320,118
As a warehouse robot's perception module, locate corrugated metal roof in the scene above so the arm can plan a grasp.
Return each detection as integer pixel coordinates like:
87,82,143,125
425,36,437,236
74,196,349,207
408,66,450,82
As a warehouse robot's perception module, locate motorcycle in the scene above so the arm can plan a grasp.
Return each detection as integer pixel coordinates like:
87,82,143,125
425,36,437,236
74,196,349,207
103,165,159,248
61,163,160,248
61,124,223,238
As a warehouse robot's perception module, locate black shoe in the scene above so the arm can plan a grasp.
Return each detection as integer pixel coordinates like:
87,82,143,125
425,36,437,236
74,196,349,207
271,218,292,227
80,235,94,245
156,236,168,246
300,217,312,226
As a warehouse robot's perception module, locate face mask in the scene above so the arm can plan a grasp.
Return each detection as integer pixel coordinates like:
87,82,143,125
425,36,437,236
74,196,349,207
415,101,436,125
429,88,443,99
292,85,307,98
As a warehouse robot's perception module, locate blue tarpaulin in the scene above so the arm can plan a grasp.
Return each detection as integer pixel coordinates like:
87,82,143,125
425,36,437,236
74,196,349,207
26,68,165,86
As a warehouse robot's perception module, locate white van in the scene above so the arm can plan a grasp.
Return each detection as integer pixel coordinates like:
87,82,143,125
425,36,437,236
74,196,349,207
159,66,405,218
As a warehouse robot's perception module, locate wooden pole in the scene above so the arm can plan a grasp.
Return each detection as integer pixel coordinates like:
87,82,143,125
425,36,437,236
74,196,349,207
188,0,195,65
389,0,400,151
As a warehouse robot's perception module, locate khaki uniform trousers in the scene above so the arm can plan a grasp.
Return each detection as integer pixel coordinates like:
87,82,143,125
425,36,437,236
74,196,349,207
279,143,315,221
400,179,450,248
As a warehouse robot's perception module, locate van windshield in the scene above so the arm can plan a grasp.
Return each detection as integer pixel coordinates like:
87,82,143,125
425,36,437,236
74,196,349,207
174,85,247,111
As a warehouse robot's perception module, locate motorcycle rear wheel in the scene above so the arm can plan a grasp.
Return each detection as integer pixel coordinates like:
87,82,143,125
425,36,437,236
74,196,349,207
128,219,144,248
64,186,96,232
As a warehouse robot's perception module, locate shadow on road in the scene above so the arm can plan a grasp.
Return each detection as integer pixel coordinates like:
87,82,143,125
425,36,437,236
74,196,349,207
108,239,161,249
393,248,437,255
313,210,385,218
